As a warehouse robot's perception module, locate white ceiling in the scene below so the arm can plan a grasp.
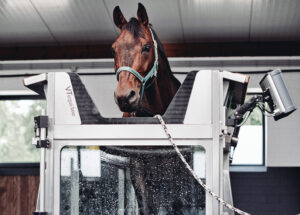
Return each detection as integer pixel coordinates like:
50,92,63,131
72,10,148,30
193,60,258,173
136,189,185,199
0,0,299,46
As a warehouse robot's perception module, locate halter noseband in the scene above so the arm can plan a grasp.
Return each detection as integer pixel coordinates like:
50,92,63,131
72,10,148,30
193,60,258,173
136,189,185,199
116,28,158,104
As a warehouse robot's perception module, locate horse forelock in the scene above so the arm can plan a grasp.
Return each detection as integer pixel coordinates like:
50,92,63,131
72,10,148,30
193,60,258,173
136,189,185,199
124,18,145,39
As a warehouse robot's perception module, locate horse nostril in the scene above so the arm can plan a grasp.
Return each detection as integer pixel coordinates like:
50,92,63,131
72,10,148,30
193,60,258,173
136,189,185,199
115,90,138,111
128,90,136,100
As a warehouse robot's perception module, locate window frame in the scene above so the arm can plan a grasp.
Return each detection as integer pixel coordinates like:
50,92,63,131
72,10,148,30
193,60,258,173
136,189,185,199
0,90,43,176
230,88,267,172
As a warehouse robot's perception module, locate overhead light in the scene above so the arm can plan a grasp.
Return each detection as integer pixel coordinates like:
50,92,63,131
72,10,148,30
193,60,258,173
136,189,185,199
5,0,70,9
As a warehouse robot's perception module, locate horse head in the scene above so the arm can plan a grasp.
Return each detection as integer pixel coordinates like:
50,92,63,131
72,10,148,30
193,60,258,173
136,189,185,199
112,3,180,116
112,3,159,113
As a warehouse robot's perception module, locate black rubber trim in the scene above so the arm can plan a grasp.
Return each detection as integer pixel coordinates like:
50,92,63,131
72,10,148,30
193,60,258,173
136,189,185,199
0,95,44,100
0,163,39,176
163,71,197,123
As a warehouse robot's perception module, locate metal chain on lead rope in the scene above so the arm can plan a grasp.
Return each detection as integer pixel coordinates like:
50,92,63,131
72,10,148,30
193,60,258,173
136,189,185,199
154,114,251,215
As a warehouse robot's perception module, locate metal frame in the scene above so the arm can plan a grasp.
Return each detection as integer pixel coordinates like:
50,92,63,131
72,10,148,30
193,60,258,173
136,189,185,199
0,91,42,100
24,70,249,215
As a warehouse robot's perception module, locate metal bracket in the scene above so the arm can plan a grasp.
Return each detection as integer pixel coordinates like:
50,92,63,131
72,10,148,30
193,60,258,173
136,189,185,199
33,115,50,148
226,95,264,127
225,95,264,154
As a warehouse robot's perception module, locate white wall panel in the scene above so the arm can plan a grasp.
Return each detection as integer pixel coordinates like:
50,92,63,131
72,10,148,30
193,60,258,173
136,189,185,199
105,0,184,43
250,0,300,41
139,0,184,43
248,73,300,167
104,0,139,37
267,72,300,166
179,0,252,42
0,0,56,45
31,0,117,44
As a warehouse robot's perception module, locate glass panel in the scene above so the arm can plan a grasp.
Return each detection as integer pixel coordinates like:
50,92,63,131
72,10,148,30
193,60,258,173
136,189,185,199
0,99,46,162
60,146,206,215
231,94,264,165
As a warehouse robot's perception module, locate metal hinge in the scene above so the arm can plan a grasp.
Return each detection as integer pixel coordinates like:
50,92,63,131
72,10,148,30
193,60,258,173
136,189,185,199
32,115,50,148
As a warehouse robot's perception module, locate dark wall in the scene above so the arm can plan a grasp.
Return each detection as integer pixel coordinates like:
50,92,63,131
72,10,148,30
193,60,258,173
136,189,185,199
230,167,300,215
0,168,299,215
1,42,300,60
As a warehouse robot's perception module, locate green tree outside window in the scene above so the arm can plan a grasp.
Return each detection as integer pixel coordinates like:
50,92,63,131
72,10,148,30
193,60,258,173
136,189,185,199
0,100,46,163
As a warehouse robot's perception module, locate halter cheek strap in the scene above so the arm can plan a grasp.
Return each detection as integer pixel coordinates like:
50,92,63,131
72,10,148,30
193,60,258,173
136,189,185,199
116,28,158,104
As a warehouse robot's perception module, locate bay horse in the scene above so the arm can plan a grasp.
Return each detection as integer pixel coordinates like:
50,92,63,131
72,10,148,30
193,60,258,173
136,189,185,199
112,3,204,215
112,3,180,117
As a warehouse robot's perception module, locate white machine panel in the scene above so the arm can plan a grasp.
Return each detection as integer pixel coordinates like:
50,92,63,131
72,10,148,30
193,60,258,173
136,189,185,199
184,70,212,124
54,73,81,125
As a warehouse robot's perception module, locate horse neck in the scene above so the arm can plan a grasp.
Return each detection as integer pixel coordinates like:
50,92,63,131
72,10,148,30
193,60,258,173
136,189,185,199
142,56,180,115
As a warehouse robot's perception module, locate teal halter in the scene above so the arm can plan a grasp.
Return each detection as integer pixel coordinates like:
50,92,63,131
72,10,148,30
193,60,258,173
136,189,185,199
116,28,158,104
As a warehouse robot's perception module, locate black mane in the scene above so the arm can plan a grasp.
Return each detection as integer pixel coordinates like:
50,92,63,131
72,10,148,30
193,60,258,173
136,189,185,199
149,26,172,74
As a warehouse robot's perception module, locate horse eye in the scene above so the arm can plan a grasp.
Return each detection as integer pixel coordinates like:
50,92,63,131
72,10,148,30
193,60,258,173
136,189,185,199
111,48,116,57
142,44,151,53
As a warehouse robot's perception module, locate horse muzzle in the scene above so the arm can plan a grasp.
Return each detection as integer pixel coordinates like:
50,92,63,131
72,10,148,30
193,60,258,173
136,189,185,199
114,89,140,112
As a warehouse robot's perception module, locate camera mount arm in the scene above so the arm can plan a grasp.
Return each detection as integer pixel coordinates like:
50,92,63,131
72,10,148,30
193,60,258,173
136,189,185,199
227,95,264,127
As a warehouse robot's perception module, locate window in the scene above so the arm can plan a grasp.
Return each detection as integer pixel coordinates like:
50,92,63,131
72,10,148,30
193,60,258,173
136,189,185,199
0,97,46,163
230,91,266,169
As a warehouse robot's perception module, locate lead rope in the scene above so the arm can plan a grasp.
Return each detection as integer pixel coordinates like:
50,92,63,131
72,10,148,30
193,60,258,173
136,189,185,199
155,115,251,215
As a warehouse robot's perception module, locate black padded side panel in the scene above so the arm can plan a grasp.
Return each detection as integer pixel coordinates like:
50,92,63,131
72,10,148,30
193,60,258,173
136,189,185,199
163,71,197,123
69,73,105,124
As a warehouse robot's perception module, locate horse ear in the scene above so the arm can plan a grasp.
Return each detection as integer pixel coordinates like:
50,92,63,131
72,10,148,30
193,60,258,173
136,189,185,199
113,6,127,29
137,3,148,26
